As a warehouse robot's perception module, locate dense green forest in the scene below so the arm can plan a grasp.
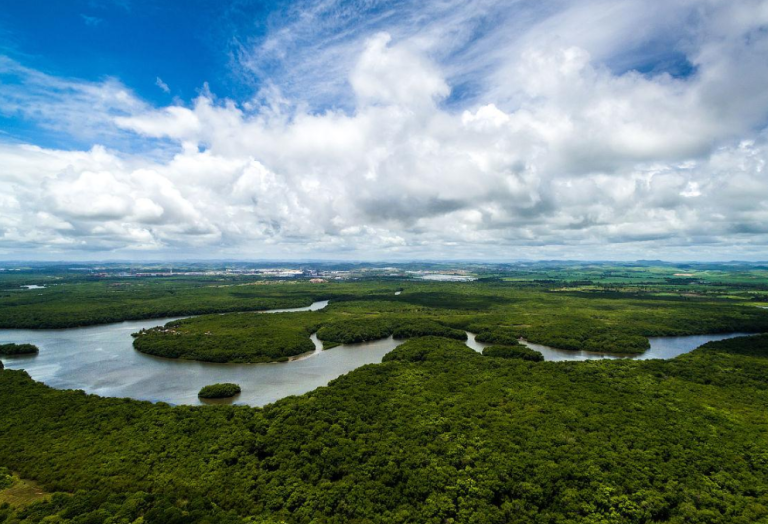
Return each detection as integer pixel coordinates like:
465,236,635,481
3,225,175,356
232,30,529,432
0,278,333,329
3,263,768,331
133,311,323,363
2,334,768,522
198,383,242,399
3,272,768,359
481,344,544,361
129,284,768,361
3,265,768,521
0,344,38,356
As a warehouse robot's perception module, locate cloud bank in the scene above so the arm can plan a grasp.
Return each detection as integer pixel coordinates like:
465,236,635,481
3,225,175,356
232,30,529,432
1,0,768,260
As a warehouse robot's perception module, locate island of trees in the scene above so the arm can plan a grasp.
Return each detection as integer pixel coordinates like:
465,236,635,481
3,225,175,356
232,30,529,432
0,343,38,356
482,344,544,361
198,383,242,399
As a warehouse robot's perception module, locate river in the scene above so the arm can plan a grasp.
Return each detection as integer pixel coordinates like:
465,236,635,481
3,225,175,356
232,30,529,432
0,302,754,406
466,331,751,361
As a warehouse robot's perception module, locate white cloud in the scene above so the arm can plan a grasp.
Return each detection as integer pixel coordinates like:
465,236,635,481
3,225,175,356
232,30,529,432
2,0,768,260
155,77,170,93
350,33,450,108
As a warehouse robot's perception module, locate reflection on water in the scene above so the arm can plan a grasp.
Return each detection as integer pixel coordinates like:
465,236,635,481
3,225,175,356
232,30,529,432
464,332,486,352
419,274,476,282
466,332,752,361
0,316,399,407
262,300,328,314
0,300,755,406
0,302,402,407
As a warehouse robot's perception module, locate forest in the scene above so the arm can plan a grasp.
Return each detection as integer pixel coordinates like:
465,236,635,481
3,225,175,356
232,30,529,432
2,334,768,522
129,283,768,361
198,383,242,399
0,344,38,356
3,266,768,522
481,344,544,361
3,263,768,331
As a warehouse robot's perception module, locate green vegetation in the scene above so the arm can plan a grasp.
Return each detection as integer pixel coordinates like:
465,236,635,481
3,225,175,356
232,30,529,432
3,266,768,359
0,468,13,490
0,277,341,329
133,311,323,363
473,327,521,346
133,311,470,363
109,275,768,362
382,336,478,363
0,470,50,510
4,264,768,520
0,344,38,356
482,344,544,361
133,284,768,361
198,383,242,399
317,317,468,344
2,334,768,522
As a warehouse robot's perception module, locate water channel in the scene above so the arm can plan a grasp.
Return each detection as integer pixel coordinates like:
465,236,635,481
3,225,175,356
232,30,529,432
0,301,754,406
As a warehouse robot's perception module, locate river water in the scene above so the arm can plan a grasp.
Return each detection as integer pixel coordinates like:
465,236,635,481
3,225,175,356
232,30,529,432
0,303,754,406
466,331,751,361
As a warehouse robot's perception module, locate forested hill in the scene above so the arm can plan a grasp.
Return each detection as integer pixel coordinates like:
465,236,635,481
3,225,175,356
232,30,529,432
2,334,768,523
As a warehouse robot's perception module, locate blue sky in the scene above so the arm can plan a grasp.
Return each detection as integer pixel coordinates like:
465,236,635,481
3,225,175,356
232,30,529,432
1,1,266,98
1,1,249,148
1,0,768,261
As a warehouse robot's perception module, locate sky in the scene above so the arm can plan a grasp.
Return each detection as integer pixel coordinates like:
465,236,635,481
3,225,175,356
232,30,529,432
1,0,768,261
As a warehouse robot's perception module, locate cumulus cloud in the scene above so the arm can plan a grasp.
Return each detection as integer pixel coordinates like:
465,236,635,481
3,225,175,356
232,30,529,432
350,33,450,108
2,0,768,260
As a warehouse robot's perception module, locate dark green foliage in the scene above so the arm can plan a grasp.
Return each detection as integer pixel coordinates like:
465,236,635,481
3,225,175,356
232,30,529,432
317,317,467,345
391,319,467,340
4,335,768,522
0,467,13,490
482,344,544,361
133,312,323,363
2,267,768,520
0,277,401,329
316,317,392,344
198,383,241,399
3,273,768,356
523,325,652,354
3,490,247,523
474,328,520,345
382,336,478,363
697,334,768,358
0,343,38,356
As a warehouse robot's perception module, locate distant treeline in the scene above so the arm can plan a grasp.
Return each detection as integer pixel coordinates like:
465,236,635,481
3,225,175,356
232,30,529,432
3,277,768,362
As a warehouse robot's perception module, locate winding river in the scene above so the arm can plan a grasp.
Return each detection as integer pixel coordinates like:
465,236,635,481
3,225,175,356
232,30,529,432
0,301,754,406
